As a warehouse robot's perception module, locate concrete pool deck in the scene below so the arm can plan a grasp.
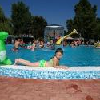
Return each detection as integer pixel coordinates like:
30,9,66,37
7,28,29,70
0,66,100,100
0,76,100,100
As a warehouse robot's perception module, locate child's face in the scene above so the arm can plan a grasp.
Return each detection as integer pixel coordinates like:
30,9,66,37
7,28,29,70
56,52,63,60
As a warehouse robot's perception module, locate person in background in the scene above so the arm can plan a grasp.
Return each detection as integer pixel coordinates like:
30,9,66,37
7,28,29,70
50,40,55,50
46,42,50,48
19,39,27,48
39,40,44,48
12,38,20,51
31,40,36,51
63,40,67,47
70,42,75,48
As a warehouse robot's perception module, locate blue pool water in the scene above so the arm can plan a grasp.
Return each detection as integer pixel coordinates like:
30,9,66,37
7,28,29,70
6,44,100,67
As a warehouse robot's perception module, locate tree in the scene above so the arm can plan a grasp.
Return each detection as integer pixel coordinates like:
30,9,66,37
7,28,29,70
66,0,98,40
11,1,47,38
29,16,47,39
93,18,100,40
0,6,7,23
11,1,31,36
66,19,75,33
0,6,13,34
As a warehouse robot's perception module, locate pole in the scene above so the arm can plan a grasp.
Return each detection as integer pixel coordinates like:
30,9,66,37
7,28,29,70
54,30,55,49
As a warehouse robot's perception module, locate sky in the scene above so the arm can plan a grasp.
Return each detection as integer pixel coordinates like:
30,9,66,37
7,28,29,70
0,0,100,29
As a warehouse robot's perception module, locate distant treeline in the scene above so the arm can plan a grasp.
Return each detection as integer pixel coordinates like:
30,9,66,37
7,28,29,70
0,0,100,40
0,1,47,39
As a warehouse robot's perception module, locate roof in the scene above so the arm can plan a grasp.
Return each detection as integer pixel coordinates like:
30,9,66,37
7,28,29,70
46,24,64,29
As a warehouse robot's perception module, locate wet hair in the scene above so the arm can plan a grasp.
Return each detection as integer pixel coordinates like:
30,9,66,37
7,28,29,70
55,48,63,55
50,48,63,60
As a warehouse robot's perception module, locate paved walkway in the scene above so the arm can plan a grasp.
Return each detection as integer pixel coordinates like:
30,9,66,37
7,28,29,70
0,76,100,100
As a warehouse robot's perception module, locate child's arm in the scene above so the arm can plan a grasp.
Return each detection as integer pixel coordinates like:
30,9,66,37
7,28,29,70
53,59,58,67
53,59,69,70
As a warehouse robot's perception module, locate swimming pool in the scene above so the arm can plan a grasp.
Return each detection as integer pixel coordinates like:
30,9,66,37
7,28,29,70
0,44,100,79
6,44,100,67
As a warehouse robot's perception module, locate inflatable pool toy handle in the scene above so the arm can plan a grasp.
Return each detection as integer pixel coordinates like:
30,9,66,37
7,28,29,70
0,32,12,65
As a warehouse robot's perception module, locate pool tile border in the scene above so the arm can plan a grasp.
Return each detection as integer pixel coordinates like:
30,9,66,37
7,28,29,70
0,65,100,79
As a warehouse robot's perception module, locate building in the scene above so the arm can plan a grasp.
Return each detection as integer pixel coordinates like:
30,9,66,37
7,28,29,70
44,24,64,43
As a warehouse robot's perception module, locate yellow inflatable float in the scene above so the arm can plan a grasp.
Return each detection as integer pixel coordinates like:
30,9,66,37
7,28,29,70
94,42,100,48
56,29,78,45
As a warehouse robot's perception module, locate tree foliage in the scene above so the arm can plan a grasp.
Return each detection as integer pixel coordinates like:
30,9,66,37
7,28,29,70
11,1,31,36
11,1,47,38
0,6,13,34
66,0,100,40
30,16,47,39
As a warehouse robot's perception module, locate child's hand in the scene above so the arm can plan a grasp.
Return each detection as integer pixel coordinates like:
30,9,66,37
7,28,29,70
56,66,69,70
60,66,69,70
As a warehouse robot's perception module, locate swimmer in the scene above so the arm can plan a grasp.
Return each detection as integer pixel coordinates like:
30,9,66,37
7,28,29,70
31,41,36,51
14,48,68,70
19,39,27,48
12,39,20,51
50,40,55,50
27,40,36,51
39,40,44,48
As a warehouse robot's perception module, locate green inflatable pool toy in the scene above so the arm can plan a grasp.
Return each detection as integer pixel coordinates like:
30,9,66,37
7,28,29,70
0,32,12,65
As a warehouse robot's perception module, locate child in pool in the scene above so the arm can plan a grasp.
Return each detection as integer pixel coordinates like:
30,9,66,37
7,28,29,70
14,48,68,69
12,38,20,51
